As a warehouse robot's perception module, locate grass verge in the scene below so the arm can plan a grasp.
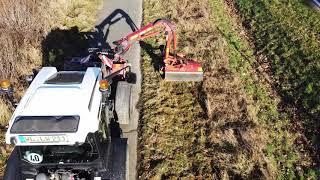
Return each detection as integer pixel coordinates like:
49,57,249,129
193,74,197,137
139,0,317,179
235,0,320,161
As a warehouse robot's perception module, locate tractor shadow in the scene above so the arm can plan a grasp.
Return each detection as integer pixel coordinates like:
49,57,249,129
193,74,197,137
139,41,165,73
42,26,90,70
42,8,138,70
41,9,138,139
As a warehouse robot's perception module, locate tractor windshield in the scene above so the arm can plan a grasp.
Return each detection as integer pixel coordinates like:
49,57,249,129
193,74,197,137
10,116,80,133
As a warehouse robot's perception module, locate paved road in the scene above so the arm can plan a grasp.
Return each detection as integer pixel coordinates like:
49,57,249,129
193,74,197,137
95,0,142,180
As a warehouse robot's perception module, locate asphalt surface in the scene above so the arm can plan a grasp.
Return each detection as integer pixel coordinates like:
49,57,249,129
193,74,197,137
95,0,142,179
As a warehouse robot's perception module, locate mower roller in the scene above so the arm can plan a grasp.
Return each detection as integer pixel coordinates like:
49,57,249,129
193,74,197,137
113,19,204,81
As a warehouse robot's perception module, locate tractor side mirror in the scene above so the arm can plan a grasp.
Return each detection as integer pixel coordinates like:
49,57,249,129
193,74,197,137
25,69,39,84
25,75,34,84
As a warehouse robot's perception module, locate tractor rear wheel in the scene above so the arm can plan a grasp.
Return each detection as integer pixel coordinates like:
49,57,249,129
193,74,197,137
115,81,131,125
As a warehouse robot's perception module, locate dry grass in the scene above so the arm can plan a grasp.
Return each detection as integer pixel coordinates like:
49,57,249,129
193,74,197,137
0,0,45,80
0,97,11,176
48,0,101,31
139,0,269,178
0,0,101,80
0,99,11,127
0,0,101,176
0,131,11,176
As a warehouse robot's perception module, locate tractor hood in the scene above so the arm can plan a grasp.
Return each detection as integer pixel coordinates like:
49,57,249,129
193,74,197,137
6,67,103,146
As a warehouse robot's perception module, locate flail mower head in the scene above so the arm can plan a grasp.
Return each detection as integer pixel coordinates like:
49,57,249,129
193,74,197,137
164,55,203,81
114,18,204,82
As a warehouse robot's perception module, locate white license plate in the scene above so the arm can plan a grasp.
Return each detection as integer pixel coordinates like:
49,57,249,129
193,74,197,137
18,135,68,143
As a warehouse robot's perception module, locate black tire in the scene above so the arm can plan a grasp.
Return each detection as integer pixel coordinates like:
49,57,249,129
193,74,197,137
99,138,127,180
115,82,131,125
4,148,22,180
125,71,136,84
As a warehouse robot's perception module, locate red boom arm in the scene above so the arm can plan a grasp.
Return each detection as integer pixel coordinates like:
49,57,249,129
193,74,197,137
112,19,203,81
114,19,178,64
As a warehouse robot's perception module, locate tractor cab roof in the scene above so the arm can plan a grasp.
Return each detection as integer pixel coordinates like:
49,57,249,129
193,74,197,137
20,69,99,116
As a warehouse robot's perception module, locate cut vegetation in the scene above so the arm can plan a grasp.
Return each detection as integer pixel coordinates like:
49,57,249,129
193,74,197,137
139,0,318,179
0,0,101,175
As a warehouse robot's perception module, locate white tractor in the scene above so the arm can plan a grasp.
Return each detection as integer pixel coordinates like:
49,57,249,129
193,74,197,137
3,48,133,180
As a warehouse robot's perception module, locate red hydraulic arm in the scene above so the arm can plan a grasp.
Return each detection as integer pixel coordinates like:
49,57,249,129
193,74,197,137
114,19,178,65
113,19,203,81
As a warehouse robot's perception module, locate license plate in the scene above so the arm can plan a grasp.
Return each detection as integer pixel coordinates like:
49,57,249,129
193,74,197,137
18,135,68,143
